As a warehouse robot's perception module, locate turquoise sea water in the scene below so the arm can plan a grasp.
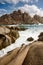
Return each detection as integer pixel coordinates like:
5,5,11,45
19,24,43,29
19,24,43,32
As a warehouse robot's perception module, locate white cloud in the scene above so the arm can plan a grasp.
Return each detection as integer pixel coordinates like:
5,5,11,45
0,9,7,16
35,0,39,2
0,0,39,4
18,4,43,17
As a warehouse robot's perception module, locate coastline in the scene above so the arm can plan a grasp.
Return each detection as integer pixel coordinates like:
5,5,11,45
0,24,43,57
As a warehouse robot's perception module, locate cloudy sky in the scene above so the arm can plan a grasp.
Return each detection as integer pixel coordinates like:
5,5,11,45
0,0,43,17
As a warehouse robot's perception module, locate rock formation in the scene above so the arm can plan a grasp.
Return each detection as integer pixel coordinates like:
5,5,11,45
0,26,19,50
0,10,43,24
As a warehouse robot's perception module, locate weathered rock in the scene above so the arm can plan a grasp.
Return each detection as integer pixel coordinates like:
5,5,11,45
27,37,34,41
6,30,19,43
0,26,10,34
0,26,19,50
22,41,43,65
0,10,43,24
8,30,19,38
0,34,10,50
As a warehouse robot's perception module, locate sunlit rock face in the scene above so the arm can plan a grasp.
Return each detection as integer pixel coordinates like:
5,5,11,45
0,26,10,34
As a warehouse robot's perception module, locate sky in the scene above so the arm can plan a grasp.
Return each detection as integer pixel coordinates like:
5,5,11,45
0,0,43,17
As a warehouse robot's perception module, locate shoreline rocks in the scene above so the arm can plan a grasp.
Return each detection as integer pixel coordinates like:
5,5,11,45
0,26,19,50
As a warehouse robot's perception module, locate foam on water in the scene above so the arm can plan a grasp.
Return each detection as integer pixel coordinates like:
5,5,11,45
0,24,43,57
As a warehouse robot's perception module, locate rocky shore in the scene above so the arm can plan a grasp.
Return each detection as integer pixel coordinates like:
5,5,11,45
0,25,43,65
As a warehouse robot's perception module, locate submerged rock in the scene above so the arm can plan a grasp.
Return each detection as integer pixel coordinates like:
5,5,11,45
27,37,34,41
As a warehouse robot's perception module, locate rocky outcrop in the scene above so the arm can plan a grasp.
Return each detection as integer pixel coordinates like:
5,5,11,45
0,10,43,24
0,26,19,50
10,10,32,24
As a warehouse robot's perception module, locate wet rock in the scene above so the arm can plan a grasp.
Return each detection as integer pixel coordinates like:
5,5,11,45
27,37,34,41
38,32,43,41
15,27,26,31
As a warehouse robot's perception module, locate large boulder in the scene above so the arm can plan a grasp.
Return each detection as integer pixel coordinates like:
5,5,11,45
38,32,43,41
0,26,19,50
0,34,10,50
22,42,43,65
0,30,19,50
6,30,19,43
8,30,19,39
